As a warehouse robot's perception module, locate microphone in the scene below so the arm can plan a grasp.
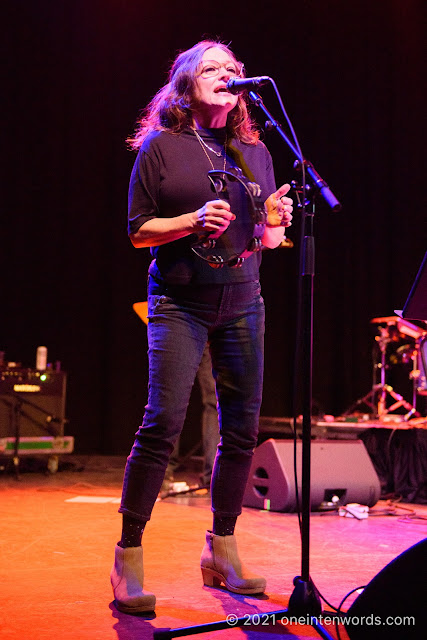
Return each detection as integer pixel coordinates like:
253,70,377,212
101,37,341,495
226,76,271,94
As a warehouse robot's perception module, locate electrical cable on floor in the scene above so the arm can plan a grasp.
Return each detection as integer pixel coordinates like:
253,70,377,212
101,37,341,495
369,498,417,517
334,585,367,640
397,513,427,524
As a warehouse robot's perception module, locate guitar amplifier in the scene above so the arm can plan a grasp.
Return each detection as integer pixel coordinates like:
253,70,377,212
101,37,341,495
0,368,67,438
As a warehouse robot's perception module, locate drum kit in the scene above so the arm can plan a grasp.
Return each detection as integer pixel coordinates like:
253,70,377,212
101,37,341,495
345,315,427,420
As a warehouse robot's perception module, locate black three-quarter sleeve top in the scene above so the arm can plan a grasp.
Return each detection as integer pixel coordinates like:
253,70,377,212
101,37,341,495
128,126,276,285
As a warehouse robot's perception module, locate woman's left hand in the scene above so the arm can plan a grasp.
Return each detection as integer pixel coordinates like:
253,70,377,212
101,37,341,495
265,183,293,228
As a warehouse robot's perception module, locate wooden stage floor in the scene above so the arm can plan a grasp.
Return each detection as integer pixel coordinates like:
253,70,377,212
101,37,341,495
1,455,426,640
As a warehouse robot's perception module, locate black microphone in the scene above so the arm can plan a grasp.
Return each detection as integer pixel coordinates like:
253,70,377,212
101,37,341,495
226,76,271,94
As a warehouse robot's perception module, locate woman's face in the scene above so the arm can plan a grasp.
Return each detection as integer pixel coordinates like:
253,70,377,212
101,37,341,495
192,47,240,126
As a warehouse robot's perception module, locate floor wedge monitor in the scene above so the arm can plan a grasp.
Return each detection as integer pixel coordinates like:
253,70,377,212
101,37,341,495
243,438,381,512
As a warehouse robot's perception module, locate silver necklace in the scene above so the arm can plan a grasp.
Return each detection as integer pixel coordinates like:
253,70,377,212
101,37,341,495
191,127,227,173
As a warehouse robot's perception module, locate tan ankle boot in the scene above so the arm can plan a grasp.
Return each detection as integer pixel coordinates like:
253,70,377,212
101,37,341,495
110,544,156,613
200,531,266,595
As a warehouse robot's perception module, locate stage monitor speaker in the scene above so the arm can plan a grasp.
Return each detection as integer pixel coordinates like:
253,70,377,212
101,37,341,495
243,438,381,512
0,370,67,438
345,538,427,639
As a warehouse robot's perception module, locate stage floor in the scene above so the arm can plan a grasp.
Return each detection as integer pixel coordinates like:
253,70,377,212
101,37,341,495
1,455,426,640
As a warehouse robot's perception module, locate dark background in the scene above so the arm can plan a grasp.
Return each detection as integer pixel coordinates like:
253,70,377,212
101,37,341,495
2,0,426,455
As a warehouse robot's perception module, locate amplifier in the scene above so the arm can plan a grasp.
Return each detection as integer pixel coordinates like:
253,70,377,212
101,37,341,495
0,368,67,438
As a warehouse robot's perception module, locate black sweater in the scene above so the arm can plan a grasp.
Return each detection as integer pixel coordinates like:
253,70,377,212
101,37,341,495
128,127,276,285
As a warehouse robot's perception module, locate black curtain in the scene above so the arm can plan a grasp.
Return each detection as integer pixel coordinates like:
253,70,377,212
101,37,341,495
2,0,426,454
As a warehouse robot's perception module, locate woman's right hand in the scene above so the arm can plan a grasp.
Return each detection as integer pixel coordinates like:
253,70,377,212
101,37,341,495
192,200,236,239
130,200,236,248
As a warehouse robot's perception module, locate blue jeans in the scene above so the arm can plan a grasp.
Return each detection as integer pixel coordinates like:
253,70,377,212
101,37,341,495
119,278,265,522
168,343,220,486
197,344,220,485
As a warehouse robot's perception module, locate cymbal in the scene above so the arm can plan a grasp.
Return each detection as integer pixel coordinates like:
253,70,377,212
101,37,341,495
370,315,425,339
370,315,400,324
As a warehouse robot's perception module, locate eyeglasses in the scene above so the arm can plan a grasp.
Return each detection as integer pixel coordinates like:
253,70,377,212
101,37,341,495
198,60,244,79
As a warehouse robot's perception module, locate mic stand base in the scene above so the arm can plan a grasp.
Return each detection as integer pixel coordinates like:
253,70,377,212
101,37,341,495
288,576,322,617
153,604,335,640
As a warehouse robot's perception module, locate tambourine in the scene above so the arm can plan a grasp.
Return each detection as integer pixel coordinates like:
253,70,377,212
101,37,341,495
192,168,267,268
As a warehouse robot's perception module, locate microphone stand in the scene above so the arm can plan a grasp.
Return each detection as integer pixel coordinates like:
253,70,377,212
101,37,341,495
249,91,340,626
1,391,63,479
153,90,341,640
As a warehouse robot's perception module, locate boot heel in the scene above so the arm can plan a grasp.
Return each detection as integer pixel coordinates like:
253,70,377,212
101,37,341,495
201,531,266,596
201,567,222,587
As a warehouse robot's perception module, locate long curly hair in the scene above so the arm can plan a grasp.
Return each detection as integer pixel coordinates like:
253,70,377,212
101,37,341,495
127,40,260,149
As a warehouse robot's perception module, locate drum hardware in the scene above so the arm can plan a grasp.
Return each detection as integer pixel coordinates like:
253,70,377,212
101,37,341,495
343,319,424,420
391,344,415,365
372,316,427,401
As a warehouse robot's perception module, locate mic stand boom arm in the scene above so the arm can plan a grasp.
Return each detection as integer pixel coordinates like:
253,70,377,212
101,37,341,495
248,91,341,212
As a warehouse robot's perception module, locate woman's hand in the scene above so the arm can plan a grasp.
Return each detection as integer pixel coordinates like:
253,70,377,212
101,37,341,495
192,200,236,239
130,200,236,248
265,183,293,228
261,183,293,249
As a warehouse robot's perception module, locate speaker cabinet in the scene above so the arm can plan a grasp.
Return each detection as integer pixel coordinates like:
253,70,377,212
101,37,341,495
0,370,67,438
345,538,427,639
243,438,381,512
